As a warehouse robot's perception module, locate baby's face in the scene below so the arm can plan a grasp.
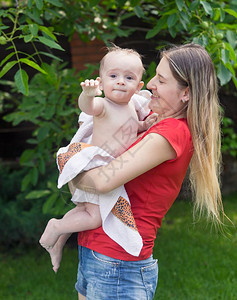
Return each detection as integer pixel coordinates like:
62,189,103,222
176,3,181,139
100,52,144,104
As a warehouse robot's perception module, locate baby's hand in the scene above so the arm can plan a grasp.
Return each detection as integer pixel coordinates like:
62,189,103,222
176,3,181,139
80,79,102,97
143,113,158,130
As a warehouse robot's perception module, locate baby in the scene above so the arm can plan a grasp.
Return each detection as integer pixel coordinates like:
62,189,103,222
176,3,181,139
39,45,157,272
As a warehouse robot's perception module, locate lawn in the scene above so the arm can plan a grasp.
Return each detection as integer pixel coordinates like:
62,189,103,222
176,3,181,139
0,192,236,300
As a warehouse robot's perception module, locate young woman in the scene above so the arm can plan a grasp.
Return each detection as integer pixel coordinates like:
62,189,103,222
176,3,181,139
58,43,224,299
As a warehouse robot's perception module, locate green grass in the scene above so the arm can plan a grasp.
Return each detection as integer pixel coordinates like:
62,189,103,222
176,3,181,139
0,245,79,300
153,192,237,300
0,192,236,300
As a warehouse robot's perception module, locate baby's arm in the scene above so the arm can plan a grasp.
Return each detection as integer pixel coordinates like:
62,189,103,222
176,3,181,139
78,78,104,116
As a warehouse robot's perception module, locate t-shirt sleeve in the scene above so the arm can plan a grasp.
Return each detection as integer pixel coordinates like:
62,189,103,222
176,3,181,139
146,118,191,159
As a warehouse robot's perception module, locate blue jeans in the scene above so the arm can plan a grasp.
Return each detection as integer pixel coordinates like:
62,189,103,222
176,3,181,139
75,246,158,300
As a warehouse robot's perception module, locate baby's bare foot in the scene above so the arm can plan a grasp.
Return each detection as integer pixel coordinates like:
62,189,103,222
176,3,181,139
39,218,60,250
48,243,63,273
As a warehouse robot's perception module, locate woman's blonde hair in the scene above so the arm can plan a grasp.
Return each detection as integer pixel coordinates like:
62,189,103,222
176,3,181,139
162,43,224,223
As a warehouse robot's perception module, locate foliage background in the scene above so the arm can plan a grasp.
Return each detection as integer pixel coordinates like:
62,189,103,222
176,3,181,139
0,0,236,246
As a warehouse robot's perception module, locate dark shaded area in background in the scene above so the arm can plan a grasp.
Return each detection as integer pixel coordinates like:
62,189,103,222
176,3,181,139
0,22,71,160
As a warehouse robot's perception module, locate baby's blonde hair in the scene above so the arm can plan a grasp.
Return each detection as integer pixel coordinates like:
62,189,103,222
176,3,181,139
99,44,145,77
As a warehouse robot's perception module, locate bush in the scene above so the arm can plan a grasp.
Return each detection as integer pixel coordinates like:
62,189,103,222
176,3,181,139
0,163,72,247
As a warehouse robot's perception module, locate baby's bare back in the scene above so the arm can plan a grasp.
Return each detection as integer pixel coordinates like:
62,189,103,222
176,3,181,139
92,99,139,157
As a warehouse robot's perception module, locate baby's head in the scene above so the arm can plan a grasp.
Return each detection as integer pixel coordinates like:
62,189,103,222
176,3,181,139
99,45,145,79
98,45,145,103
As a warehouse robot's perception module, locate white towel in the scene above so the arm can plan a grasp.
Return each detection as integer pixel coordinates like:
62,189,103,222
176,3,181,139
56,91,151,256
57,142,143,256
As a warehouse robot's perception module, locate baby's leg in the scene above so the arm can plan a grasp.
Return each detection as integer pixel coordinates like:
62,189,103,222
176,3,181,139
42,205,85,273
39,203,101,249
47,233,71,273
39,204,86,251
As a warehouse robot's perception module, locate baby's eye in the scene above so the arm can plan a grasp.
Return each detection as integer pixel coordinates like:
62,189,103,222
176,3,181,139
126,76,134,80
110,74,117,78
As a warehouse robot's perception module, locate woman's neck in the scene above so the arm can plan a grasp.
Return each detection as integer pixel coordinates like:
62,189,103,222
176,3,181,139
156,107,187,122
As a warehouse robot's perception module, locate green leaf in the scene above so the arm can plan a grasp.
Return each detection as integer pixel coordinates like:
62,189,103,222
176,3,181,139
200,1,213,17
131,0,140,5
38,156,46,174
0,52,16,66
37,126,50,141
27,138,38,144
19,58,47,74
0,25,9,32
42,193,59,214
25,10,43,25
29,167,39,186
216,23,237,30
224,42,236,62
26,190,51,199
225,62,236,77
167,14,178,28
225,9,237,19
3,111,27,126
24,34,34,43
39,25,57,40
44,105,55,120
29,24,39,36
6,45,14,50
37,36,65,51
36,0,44,10
221,49,229,64
213,8,220,21
20,149,35,164
163,8,177,16
0,60,17,78
21,173,32,191
226,31,237,50
232,76,237,89
14,69,29,95
179,11,190,30
146,16,167,39
176,0,184,11
134,6,144,18
33,6,43,23
189,0,199,10
46,0,63,7
168,26,177,38
219,8,225,22
38,51,63,62
217,62,232,86
27,0,33,8
89,0,100,6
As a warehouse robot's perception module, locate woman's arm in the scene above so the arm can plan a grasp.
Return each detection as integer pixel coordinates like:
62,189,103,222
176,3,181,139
72,133,176,194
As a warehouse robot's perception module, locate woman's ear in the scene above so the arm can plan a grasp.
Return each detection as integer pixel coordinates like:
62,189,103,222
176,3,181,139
182,87,189,102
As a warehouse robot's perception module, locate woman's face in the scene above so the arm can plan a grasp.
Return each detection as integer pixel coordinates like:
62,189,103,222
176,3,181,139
147,57,188,118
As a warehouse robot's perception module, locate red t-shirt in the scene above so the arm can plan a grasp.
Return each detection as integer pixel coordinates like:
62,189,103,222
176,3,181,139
77,118,193,261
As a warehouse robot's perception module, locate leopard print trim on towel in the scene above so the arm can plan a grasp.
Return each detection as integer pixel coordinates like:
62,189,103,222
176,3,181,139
57,142,92,173
111,196,138,231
